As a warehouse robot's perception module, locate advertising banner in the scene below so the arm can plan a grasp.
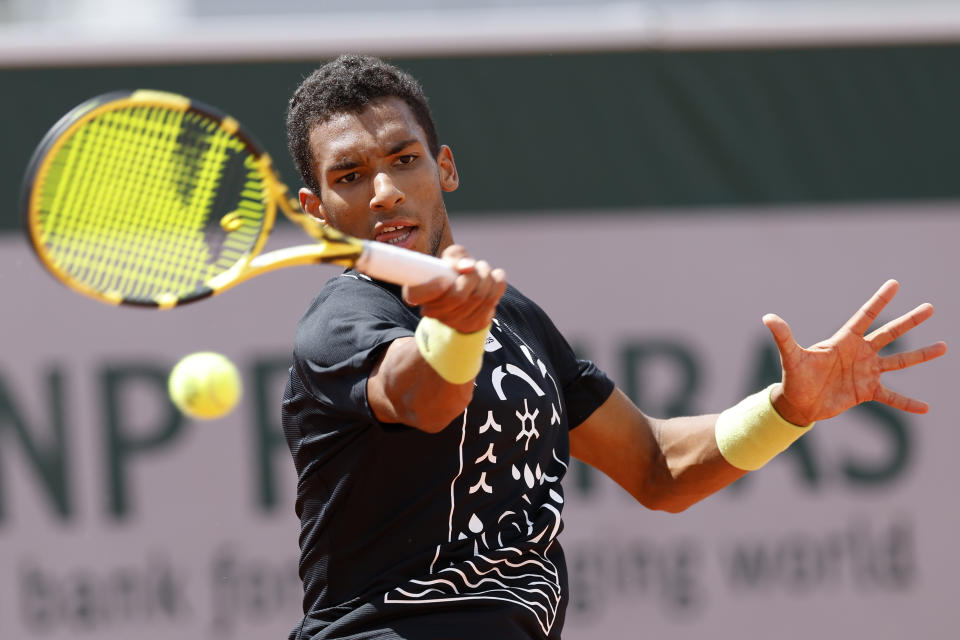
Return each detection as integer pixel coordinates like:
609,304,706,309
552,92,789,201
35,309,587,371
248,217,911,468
0,205,956,639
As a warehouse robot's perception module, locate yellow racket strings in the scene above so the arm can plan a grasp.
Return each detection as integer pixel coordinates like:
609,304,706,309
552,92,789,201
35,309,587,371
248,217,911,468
36,103,267,304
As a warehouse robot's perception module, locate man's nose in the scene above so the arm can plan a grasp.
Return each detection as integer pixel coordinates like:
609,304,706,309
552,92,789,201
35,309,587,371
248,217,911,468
370,172,405,211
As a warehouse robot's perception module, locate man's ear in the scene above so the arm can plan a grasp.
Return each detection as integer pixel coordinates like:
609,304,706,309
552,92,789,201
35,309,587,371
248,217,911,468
437,145,459,193
298,188,327,223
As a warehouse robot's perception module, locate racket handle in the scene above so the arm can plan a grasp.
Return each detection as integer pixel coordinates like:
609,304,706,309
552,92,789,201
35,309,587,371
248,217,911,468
355,241,457,286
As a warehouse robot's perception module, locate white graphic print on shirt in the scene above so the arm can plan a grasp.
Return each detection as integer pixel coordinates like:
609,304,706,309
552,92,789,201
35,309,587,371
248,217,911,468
384,318,568,635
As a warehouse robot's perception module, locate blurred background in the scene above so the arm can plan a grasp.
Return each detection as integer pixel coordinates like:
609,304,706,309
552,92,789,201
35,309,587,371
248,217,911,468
1,1,957,639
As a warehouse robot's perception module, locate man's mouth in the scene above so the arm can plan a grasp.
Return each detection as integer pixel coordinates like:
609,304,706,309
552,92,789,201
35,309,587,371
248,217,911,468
375,225,417,248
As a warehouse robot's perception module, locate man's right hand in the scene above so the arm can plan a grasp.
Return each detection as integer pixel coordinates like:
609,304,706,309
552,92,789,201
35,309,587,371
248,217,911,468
402,244,507,333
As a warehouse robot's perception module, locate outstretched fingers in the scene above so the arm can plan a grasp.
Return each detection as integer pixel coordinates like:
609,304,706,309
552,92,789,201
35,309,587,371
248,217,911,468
867,302,935,350
873,385,931,414
845,279,899,336
879,341,948,372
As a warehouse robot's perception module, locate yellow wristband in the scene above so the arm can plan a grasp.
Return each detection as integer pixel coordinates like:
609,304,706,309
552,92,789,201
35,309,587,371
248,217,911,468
715,384,814,471
414,316,490,384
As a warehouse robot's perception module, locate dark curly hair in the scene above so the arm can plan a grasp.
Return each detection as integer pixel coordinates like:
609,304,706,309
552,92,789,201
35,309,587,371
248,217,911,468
286,54,440,196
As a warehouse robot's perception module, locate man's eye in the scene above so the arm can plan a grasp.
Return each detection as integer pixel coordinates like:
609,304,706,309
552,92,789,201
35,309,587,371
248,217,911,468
396,155,416,165
337,172,359,184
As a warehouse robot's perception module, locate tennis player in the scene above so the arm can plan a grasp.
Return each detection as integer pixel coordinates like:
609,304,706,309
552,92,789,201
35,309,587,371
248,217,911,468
280,55,946,640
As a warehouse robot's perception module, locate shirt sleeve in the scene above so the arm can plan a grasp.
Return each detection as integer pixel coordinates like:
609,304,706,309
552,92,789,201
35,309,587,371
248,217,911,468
292,274,418,423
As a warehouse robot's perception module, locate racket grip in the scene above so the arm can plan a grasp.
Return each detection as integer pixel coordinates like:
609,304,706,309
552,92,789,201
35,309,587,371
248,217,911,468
355,241,457,286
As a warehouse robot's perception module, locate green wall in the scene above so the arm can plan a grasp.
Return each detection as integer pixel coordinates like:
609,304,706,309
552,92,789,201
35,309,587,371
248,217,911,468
4,46,960,233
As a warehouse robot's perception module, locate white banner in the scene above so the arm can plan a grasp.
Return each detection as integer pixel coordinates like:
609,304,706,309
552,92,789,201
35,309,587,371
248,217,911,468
0,204,956,639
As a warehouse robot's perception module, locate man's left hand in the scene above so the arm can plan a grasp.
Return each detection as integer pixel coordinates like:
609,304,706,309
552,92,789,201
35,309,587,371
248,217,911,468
762,279,947,425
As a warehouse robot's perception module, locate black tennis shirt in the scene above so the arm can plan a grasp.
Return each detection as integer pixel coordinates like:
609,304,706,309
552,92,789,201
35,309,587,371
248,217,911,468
281,271,614,639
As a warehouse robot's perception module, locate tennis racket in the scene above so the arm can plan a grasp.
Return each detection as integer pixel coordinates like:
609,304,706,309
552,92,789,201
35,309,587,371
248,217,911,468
22,89,455,309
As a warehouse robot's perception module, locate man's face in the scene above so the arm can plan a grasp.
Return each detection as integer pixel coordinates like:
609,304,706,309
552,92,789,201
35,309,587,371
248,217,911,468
299,96,458,257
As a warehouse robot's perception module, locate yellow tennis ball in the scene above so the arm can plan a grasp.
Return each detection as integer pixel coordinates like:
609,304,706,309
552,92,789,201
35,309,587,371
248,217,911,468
168,352,242,420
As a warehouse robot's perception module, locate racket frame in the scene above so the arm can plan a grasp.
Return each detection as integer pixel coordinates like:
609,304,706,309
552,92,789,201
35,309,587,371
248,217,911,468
23,90,454,309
